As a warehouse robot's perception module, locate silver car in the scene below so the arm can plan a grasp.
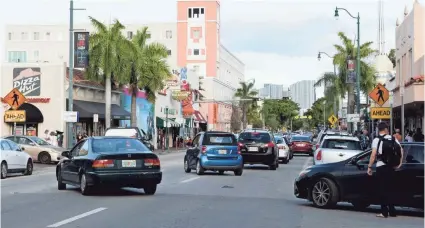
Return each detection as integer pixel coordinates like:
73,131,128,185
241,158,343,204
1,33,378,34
313,135,363,165
274,136,290,164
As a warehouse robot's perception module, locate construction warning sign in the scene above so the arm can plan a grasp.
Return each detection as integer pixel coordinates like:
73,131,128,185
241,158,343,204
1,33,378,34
370,107,391,119
3,88,27,110
369,83,389,106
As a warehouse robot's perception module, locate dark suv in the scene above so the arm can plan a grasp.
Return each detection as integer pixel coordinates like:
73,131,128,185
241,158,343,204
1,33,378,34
238,129,279,170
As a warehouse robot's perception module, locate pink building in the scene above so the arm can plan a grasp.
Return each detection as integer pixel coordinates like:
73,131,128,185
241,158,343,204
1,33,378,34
393,0,424,133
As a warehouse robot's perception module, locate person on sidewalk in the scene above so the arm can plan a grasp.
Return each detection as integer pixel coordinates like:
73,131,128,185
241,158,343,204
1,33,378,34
367,122,403,218
393,129,402,142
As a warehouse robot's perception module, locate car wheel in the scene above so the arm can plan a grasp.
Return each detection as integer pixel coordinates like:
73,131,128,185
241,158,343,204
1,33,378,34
144,184,157,195
38,152,51,164
269,163,277,170
276,159,279,168
23,160,33,175
282,158,289,164
184,158,191,173
351,200,371,210
80,173,92,195
1,162,7,179
196,159,204,175
57,170,66,190
234,169,243,176
290,152,294,159
311,177,339,208
218,170,225,175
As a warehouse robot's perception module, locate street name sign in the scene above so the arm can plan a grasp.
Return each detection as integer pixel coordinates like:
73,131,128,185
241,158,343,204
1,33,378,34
370,107,391,119
347,114,360,123
369,83,389,107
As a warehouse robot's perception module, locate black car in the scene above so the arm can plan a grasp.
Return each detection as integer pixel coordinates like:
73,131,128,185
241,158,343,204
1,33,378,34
294,142,424,209
56,136,162,195
238,129,279,170
105,127,154,151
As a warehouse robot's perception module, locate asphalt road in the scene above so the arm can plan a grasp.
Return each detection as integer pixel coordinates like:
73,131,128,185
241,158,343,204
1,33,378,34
1,152,423,228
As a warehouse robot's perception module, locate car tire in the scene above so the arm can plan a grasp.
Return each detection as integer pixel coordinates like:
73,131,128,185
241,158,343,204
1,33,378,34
184,158,191,173
276,159,279,168
351,201,371,210
1,162,7,179
57,170,66,190
144,184,157,195
196,159,204,175
311,177,339,209
23,160,33,175
80,173,92,195
38,152,51,164
282,158,289,164
269,163,277,170
234,169,243,176
218,170,225,175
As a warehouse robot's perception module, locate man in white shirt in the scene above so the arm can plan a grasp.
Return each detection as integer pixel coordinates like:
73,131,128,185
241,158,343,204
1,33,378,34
367,122,403,218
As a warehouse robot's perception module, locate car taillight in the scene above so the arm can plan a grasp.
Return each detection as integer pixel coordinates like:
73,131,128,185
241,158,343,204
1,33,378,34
237,143,243,154
267,142,274,147
144,158,160,166
92,159,114,168
316,150,322,160
201,146,207,154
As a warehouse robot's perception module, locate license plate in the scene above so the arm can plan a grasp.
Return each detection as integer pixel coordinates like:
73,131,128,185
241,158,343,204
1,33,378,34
248,147,258,152
299,144,305,147
218,150,227,154
122,160,136,167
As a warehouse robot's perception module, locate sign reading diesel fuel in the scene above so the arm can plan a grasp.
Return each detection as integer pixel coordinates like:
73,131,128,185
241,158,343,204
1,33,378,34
370,107,391,119
4,110,26,122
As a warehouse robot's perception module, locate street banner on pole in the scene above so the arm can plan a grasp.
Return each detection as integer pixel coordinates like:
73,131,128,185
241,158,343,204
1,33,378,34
74,32,89,68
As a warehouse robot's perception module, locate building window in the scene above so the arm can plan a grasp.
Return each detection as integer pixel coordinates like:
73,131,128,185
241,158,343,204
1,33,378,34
34,50,39,60
165,30,172,39
188,8,192,18
33,32,40,40
8,51,27,63
194,49,200,55
167,50,172,56
21,32,28,40
193,29,200,39
127,31,133,39
8,32,12,40
188,7,205,18
45,32,50,40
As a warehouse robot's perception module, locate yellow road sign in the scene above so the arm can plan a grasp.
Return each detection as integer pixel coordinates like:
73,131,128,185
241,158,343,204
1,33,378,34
370,107,391,119
328,114,338,125
4,110,26,122
3,88,27,110
369,83,389,106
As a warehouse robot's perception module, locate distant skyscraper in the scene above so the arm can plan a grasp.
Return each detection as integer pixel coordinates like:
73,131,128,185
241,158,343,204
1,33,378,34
259,84,284,99
290,80,316,109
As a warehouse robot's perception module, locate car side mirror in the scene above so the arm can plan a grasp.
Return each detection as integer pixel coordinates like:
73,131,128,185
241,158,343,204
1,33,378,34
61,151,71,158
350,157,358,165
29,142,36,146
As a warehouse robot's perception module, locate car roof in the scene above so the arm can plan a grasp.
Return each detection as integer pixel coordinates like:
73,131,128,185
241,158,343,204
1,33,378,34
242,129,269,133
91,136,138,139
323,135,359,141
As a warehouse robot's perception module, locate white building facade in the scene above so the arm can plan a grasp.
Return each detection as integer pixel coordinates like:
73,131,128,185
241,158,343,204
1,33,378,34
289,80,316,109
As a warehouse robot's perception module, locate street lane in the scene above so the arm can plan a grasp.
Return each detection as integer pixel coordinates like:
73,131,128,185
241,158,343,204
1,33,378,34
1,153,423,228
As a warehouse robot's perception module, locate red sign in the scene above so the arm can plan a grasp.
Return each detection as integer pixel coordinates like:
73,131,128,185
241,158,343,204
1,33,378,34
347,60,355,71
1,97,50,103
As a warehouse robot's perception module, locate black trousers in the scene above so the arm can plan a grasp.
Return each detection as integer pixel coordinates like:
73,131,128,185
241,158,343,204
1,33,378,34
376,165,396,216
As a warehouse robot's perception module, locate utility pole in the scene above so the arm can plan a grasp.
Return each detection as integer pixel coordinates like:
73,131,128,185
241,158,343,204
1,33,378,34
67,0,85,149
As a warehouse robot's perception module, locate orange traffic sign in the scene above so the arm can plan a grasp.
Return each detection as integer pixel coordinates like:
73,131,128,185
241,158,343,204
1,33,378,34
3,88,26,110
368,83,389,106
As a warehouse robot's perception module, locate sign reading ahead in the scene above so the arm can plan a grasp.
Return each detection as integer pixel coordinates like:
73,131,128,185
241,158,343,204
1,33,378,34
328,114,338,125
370,107,391,119
369,83,389,106
4,110,26,122
3,88,27,110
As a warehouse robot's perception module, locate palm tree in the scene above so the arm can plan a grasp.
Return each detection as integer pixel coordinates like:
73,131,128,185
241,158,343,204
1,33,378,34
125,27,172,127
234,80,258,129
315,32,376,116
86,16,133,128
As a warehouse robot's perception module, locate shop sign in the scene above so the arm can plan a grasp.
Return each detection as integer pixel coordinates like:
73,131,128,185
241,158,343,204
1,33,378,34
4,110,26,122
64,111,78,122
13,68,41,96
370,107,391,119
1,97,50,103
172,90,190,101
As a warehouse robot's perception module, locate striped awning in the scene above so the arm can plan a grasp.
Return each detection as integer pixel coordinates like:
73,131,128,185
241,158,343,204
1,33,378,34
156,117,182,128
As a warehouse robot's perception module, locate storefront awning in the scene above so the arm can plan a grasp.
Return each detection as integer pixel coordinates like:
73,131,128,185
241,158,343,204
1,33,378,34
72,100,130,120
13,103,44,123
193,111,207,123
156,117,182,128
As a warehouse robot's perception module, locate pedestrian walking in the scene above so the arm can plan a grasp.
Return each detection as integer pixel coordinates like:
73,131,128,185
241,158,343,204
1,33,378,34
367,122,403,218
360,129,370,150
405,131,413,142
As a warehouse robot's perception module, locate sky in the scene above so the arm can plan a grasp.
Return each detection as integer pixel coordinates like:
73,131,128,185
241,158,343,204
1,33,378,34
0,0,422,98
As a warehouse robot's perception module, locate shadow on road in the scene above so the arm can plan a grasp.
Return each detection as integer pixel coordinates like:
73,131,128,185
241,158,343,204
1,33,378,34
66,186,153,197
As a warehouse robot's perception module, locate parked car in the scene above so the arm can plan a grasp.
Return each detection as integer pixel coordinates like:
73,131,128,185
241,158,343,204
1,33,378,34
274,135,291,163
56,136,162,195
105,127,154,151
313,135,363,165
290,135,314,156
294,142,424,210
238,129,279,170
184,131,243,176
0,139,33,179
313,130,350,150
4,135,65,164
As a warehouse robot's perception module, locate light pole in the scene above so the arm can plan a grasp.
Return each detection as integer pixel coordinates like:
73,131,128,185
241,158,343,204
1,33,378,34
165,106,169,150
323,100,326,129
334,7,361,130
318,51,337,117
67,0,85,149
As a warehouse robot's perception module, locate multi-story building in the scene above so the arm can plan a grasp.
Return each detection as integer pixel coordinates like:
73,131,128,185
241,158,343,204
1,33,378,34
289,80,316,109
258,84,283,99
282,86,290,98
393,1,424,132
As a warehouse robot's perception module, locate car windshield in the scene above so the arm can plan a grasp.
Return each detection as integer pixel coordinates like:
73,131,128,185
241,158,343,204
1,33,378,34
323,139,361,150
291,136,310,142
204,134,237,146
402,144,424,163
92,138,148,153
239,132,271,143
27,136,50,145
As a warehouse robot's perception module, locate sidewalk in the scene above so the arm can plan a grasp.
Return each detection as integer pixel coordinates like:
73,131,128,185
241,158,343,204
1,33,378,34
153,147,186,155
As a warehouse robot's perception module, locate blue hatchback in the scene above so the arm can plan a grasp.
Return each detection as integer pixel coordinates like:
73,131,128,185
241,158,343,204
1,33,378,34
184,131,243,176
